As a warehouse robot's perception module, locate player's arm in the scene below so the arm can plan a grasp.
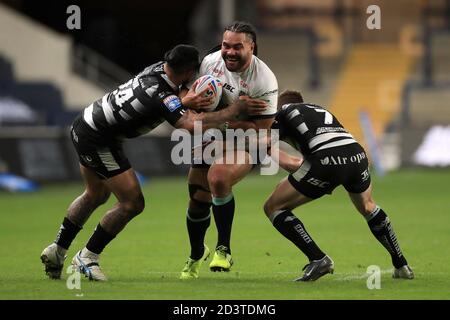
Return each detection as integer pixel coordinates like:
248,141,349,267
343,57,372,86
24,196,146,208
226,96,275,130
174,99,267,133
270,147,303,173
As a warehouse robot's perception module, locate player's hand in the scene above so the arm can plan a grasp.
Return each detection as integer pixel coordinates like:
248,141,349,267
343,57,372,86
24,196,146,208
237,96,268,115
181,83,214,110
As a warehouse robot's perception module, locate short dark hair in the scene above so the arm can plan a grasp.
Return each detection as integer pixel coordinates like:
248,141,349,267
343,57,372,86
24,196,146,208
164,44,200,74
278,90,304,110
224,21,258,56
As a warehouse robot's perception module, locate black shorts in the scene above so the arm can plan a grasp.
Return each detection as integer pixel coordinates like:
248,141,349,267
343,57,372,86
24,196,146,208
70,115,131,179
288,143,371,199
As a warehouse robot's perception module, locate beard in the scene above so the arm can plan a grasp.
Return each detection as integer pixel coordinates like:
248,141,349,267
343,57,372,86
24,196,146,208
222,53,247,72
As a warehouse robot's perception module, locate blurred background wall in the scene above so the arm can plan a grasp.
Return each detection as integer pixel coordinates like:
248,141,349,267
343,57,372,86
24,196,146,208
0,0,449,182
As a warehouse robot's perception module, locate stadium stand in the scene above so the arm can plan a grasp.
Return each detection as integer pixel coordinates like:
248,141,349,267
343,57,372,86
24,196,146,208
330,43,415,145
0,54,78,126
0,2,105,124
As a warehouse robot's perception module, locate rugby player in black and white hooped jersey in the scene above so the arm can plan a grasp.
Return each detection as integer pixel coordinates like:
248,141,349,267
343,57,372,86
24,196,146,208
263,90,414,281
40,44,267,281
180,21,278,279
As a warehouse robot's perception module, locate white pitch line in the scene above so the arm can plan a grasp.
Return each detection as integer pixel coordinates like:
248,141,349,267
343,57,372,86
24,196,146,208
333,269,393,281
145,269,395,281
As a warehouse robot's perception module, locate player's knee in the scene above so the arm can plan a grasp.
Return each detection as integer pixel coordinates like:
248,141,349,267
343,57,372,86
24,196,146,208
263,199,277,218
121,194,145,217
363,200,377,216
85,189,111,207
97,190,111,205
188,184,211,202
207,169,231,193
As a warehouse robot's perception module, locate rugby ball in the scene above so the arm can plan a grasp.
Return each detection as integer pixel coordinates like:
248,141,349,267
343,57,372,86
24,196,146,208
194,75,223,111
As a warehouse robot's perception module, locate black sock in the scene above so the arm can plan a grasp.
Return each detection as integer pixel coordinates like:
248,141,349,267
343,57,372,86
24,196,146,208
55,217,82,250
212,194,235,253
186,204,211,260
366,207,407,268
271,210,326,261
85,223,116,255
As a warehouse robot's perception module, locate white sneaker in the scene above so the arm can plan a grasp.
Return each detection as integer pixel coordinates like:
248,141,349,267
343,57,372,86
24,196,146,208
40,243,66,279
393,265,414,279
72,248,107,281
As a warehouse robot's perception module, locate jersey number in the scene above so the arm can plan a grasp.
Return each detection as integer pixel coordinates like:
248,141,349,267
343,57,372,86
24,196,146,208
306,105,333,124
113,79,134,108
314,109,333,124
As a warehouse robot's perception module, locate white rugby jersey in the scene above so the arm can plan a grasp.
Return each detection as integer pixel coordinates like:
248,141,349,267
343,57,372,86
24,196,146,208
199,50,278,119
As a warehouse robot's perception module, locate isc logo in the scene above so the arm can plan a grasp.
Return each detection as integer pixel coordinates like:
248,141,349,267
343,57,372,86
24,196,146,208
307,178,329,188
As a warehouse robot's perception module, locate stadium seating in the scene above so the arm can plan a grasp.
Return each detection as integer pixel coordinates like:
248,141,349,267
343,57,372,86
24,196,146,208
0,55,14,95
330,43,415,146
0,54,78,126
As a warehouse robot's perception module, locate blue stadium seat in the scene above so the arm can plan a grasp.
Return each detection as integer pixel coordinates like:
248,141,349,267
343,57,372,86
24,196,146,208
0,54,80,126
11,82,64,125
0,55,15,95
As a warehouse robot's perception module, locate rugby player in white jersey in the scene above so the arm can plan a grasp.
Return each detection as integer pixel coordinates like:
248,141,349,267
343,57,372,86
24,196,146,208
180,21,278,279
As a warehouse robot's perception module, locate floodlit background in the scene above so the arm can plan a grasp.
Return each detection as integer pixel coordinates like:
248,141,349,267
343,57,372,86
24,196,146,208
0,0,449,299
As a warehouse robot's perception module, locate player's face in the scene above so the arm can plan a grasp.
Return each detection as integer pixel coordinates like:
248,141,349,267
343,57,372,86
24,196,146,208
221,31,254,72
182,69,196,84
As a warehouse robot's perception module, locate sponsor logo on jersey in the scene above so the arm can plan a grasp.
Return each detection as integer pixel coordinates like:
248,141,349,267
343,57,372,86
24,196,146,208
223,83,235,93
80,155,99,167
306,177,330,188
320,156,347,165
316,127,346,134
361,169,370,182
163,95,182,112
240,80,249,89
320,152,366,166
212,67,224,77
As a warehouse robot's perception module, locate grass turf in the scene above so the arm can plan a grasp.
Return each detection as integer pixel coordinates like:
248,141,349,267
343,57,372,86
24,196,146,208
0,169,449,300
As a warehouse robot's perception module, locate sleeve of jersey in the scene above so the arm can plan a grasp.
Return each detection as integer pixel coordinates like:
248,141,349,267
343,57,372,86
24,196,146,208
249,70,278,120
158,93,187,126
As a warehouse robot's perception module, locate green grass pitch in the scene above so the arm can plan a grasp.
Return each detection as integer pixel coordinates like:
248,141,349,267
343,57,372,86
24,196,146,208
0,169,449,300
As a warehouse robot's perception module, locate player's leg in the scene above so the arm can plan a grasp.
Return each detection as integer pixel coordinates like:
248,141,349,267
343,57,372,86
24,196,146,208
207,150,253,271
348,184,414,279
180,166,212,279
41,164,110,279
263,177,334,281
73,168,145,281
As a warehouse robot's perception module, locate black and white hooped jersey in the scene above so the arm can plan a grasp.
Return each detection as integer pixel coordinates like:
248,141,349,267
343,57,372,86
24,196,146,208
273,103,357,155
82,61,186,140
